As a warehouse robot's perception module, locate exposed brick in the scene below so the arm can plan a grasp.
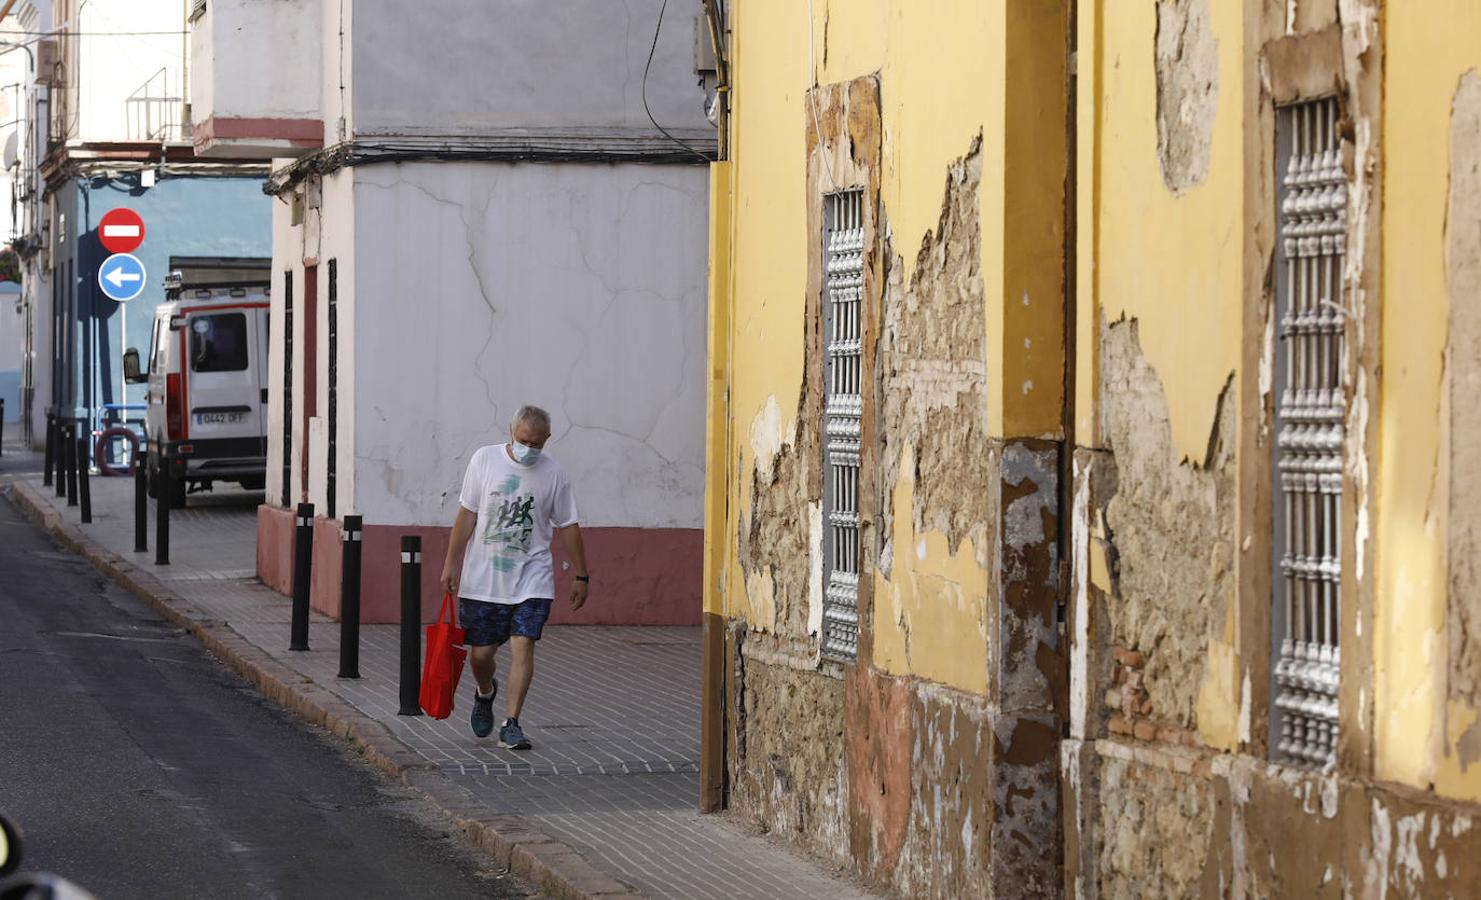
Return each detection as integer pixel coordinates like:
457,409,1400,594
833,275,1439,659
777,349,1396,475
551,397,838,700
1113,647,1144,668
1109,715,1135,736
1133,720,1158,742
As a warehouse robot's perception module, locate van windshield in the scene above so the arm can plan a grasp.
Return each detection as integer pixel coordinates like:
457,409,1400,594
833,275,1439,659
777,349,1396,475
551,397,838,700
189,313,249,372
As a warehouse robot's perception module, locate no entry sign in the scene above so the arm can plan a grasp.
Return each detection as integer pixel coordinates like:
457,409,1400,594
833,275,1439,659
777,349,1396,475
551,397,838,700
98,208,145,254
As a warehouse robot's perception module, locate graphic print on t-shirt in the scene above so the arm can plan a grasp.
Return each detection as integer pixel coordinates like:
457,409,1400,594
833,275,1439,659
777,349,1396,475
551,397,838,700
482,473,534,572
458,443,578,604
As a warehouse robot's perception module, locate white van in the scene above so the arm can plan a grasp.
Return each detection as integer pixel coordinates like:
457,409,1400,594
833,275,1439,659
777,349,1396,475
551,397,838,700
124,281,269,506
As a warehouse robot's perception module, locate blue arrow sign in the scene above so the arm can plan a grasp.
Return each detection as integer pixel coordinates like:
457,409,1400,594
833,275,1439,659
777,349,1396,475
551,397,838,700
99,252,146,302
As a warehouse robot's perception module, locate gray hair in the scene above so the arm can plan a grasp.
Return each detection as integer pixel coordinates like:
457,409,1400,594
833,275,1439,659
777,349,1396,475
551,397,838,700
511,405,552,433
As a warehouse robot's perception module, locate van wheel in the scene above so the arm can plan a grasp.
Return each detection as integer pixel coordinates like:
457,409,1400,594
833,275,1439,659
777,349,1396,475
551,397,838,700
149,463,188,508
240,476,265,491
169,478,188,509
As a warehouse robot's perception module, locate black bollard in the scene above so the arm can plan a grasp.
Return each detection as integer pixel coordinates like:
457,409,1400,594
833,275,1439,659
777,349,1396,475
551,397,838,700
398,535,422,716
1,399,5,457
65,426,78,507
289,502,314,651
134,447,148,553
54,420,66,498
42,414,54,486
338,515,363,679
155,456,171,566
77,435,91,524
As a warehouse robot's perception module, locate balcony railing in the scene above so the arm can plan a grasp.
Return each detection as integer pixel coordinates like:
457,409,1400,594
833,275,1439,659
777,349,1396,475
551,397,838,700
126,68,185,143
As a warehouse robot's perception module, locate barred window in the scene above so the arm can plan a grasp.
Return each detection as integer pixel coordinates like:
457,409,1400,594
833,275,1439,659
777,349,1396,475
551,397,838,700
1272,97,1346,770
822,189,864,661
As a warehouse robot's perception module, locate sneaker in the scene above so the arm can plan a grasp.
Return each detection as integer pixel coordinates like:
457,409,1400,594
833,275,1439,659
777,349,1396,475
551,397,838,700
470,684,498,738
498,718,532,750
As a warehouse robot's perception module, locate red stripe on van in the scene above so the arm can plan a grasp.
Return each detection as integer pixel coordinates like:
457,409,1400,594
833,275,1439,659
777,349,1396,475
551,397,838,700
176,330,190,440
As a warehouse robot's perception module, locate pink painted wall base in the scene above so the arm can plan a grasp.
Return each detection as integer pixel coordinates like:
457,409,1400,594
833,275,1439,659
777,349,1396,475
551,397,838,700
255,506,702,626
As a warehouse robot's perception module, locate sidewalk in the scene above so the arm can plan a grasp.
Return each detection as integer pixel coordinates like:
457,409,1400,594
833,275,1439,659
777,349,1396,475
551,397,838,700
2,449,876,900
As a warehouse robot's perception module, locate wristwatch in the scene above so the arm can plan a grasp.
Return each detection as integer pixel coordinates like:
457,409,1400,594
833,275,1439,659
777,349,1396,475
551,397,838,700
575,575,590,583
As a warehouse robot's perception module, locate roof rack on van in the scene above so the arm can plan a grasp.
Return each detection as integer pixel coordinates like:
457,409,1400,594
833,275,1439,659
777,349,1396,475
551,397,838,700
163,256,272,300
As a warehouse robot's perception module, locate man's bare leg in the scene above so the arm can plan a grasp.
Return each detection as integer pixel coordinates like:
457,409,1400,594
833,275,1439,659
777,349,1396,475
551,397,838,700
505,636,535,719
470,644,498,695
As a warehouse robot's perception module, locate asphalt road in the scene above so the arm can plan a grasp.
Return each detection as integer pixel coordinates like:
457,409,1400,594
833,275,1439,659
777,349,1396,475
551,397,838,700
0,490,539,900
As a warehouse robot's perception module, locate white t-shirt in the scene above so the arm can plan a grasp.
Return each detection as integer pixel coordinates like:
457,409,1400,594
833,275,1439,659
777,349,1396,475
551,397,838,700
457,443,579,605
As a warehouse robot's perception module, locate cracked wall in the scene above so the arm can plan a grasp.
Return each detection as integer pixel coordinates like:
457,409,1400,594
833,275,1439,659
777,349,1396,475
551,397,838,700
347,161,709,528
1154,0,1219,194
1097,318,1236,740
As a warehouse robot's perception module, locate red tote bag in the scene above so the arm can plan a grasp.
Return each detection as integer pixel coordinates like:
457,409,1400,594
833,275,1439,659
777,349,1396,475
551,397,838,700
420,592,468,719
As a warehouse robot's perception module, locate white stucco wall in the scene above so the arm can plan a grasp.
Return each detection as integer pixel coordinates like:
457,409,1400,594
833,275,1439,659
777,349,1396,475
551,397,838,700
350,0,710,139
266,164,356,512
22,265,51,442
348,160,708,529
0,285,22,371
190,0,321,124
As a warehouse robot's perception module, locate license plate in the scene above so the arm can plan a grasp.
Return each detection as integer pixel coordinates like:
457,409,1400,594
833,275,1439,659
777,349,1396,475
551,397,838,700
196,412,247,425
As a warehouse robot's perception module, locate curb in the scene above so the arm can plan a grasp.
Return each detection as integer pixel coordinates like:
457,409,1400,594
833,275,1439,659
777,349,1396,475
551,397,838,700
5,480,643,900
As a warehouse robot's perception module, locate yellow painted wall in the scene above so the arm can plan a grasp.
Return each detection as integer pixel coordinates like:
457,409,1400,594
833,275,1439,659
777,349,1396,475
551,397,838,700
716,0,1063,696
1377,5,1481,803
1079,0,1246,462
1076,0,1248,748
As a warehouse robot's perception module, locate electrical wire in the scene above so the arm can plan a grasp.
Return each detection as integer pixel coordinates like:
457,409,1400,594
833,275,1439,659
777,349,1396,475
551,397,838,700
0,28,187,62
641,0,711,164
0,30,189,38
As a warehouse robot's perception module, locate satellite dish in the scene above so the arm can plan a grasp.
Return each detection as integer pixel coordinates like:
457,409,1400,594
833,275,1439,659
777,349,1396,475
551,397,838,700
2,131,17,171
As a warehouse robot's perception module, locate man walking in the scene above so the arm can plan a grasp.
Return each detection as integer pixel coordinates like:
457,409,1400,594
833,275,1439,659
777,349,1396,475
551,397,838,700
440,405,589,749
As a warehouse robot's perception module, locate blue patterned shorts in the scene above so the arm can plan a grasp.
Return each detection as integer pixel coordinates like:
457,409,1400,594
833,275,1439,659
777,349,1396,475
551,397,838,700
459,597,554,647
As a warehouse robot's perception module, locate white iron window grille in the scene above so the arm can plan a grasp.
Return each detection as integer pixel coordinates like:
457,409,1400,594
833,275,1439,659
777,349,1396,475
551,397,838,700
822,189,864,660
1272,97,1346,770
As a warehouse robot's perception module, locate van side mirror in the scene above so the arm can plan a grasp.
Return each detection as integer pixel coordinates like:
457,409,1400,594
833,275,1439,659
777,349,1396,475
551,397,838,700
123,348,145,383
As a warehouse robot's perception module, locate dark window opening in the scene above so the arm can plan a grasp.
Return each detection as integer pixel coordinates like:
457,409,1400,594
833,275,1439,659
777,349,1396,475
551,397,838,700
327,258,338,519
189,313,249,372
282,270,294,508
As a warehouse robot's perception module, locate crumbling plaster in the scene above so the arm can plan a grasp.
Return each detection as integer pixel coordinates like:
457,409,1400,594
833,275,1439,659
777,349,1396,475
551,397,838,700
732,638,1060,899
1098,318,1237,741
1447,70,1481,737
1079,740,1481,898
1155,0,1220,194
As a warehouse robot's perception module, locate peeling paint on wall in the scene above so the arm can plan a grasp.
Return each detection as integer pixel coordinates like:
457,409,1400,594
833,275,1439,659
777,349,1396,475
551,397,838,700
1448,69,1481,715
1155,0,1220,193
877,136,989,570
1099,318,1235,731
1099,755,1215,898
729,643,851,858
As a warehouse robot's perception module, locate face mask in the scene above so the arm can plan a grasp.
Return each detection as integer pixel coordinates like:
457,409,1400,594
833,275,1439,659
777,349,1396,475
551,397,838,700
510,440,541,465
